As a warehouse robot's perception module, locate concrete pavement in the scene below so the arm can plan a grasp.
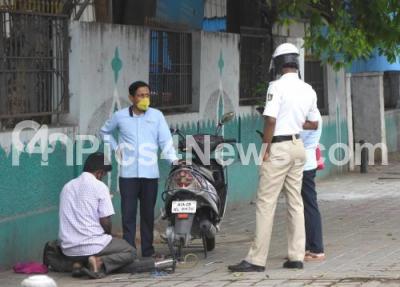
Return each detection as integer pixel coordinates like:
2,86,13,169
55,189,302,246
2,159,400,286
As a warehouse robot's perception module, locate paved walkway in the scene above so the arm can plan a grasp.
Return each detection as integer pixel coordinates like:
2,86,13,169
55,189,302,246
2,160,400,286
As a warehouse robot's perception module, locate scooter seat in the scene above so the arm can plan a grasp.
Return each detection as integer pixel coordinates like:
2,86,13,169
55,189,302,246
194,165,214,183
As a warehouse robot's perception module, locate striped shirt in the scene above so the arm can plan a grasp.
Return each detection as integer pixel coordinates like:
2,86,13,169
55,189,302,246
58,172,115,256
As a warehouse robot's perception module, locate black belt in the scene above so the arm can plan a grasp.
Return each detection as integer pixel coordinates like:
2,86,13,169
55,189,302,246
272,134,300,143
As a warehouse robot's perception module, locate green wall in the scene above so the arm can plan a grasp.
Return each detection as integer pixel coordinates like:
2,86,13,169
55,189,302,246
0,145,73,270
0,114,348,268
318,118,349,177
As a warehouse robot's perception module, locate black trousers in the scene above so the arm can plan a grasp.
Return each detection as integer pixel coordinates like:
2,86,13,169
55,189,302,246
301,169,324,253
119,177,158,257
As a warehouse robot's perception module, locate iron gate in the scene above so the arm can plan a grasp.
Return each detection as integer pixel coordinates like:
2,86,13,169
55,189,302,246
0,5,69,129
149,29,192,113
239,27,272,105
239,27,286,105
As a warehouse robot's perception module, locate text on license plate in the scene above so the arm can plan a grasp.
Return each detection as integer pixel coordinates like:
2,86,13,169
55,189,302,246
171,201,197,214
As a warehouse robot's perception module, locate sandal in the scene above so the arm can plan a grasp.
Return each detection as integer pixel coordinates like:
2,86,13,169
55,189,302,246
81,256,105,279
81,267,105,279
304,252,326,262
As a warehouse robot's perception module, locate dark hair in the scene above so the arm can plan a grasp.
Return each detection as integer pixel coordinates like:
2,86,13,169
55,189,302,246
274,54,299,72
129,81,149,96
282,62,299,69
83,152,112,173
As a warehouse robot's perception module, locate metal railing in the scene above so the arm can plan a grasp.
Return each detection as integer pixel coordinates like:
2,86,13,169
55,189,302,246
383,71,400,110
239,28,286,106
0,6,69,129
305,58,328,115
0,0,64,14
0,0,95,20
149,29,192,113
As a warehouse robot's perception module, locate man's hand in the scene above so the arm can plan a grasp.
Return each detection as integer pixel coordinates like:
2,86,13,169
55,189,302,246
263,151,269,162
100,216,112,235
303,120,319,130
262,116,276,162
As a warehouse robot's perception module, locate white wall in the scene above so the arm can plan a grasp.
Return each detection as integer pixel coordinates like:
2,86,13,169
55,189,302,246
66,22,339,133
199,31,240,120
65,22,240,130
167,31,240,126
64,22,150,135
326,66,347,119
0,125,77,156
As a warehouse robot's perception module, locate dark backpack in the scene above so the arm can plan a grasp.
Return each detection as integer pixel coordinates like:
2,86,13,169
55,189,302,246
42,240,74,272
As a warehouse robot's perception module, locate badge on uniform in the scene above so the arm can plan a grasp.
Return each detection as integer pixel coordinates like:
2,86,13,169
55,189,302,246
267,93,273,101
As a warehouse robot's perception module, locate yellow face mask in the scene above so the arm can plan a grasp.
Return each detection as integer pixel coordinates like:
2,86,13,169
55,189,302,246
137,98,150,111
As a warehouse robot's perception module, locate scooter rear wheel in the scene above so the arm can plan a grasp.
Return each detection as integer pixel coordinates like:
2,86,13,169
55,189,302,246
177,239,184,260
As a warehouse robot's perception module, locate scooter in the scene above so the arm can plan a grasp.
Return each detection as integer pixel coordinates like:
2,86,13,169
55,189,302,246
162,112,236,260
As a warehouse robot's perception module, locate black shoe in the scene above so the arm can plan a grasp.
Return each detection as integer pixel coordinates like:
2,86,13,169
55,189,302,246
228,260,265,272
283,260,303,269
80,267,106,279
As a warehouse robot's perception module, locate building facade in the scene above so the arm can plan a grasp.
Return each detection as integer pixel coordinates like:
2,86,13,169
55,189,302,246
0,0,352,268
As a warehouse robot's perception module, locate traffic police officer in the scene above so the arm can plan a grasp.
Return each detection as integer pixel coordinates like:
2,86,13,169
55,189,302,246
228,43,320,272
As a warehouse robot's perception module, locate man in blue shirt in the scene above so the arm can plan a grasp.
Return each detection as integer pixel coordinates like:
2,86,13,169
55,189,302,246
300,110,325,261
100,81,178,257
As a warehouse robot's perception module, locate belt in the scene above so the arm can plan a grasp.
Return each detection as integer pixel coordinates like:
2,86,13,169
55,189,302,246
272,134,300,143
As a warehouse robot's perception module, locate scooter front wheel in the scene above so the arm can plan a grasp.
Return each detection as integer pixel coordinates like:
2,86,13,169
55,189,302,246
201,235,216,258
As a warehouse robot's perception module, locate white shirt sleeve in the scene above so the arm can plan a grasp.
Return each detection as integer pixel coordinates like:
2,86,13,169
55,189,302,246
263,83,281,118
98,185,115,218
306,90,320,122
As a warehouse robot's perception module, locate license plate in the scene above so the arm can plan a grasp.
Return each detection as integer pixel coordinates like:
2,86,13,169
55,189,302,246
171,201,197,214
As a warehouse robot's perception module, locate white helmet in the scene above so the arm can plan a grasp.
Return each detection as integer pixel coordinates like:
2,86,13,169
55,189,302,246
272,43,299,58
270,42,300,76
21,275,57,287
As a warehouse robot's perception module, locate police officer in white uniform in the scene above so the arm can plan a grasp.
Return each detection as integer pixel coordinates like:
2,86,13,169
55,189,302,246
228,43,320,272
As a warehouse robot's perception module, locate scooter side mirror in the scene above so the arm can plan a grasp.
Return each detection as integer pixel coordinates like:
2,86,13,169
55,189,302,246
215,112,235,135
256,106,264,115
220,112,235,125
